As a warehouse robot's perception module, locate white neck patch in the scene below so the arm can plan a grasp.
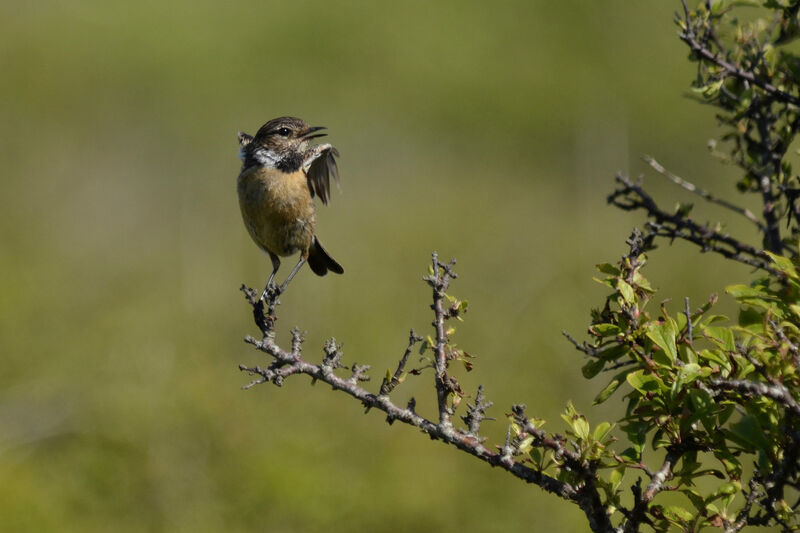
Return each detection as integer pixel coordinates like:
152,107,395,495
241,146,280,168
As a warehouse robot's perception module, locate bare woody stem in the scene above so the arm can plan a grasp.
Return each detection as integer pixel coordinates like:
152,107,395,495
238,257,616,533
642,155,764,231
607,173,781,276
428,252,456,429
237,276,579,504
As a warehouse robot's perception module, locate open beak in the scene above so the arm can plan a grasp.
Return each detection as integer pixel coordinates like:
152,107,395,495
301,126,327,140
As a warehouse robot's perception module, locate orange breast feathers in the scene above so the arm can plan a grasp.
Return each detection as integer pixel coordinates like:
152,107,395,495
237,166,317,257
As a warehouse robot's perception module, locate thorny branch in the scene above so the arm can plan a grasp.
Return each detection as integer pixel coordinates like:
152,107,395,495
642,155,764,232
708,378,800,418
379,329,422,396
461,384,493,439
608,173,781,276
238,254,615,533
425,253,457,428
622,447,685,533
678,0,800,108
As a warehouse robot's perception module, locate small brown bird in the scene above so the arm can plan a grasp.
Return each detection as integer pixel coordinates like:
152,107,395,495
237,116,343,299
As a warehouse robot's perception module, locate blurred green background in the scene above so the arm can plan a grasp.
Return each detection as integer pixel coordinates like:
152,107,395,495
0,1,773,531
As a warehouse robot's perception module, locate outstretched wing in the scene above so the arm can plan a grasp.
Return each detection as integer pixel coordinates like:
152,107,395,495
304,144,340,205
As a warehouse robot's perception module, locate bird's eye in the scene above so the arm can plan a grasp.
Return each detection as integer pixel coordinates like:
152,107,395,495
277,127,291,137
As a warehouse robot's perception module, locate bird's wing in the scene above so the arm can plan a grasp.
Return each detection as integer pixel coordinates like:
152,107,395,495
237,132,253,161
304,144,340,205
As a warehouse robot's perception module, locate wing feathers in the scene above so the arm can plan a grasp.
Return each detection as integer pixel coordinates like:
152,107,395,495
305,145,340,205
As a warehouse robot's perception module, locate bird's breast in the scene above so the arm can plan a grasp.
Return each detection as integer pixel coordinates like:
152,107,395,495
237,166,316,256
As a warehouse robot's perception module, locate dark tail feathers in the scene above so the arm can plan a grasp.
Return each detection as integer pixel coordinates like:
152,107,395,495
308,237,344,277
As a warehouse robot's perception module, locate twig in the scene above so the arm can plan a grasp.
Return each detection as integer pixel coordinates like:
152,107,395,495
643,448,681,501
755,111,783,253
643,155,764,231
237,283,580,504
708,378,800,417
425,252,457,429
237,257,617,533
726,479,762,533
461,385,494,438
511,404,592,477
608,174,781,276
770,319,800,369
622,447,684,533
678,2,800,107
562,330,601,357
379,329,422,396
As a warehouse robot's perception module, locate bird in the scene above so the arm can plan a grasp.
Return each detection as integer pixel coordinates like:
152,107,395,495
236,116,343,300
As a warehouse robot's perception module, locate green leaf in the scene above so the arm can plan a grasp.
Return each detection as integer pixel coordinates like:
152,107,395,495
591,323,622,337
710,481,741,500
725,284,763,298
596,344,630,362
703,326,735,352
700,314,728,326
617,279,636,304
714,449,742,478
682,488,706,512
609,466,625,491
652,429,673,450
573,417,590,440
709,0,727,15
698,348,730,370
530,448,542,466
738,306,763,330
594,373,624,404
686,389,715,433
582,359,605,379
593,421,614,442
663,505,694,523
418,339,429,355
626,370,664,393
622,420,647,456
619,447,640,462
647,322,678,362
765,251,797,277
517,435,534,455
726,284,776,305
593,276,616,289
678,363,703,383
596,262,620,276
561,402,589,440
728,415,770,452
632,269,654,292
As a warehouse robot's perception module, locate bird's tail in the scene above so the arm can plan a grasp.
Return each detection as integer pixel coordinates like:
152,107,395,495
307,237,344,277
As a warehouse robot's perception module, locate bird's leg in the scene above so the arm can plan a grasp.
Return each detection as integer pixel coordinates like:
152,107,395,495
260,253,281,301
278,256,307,294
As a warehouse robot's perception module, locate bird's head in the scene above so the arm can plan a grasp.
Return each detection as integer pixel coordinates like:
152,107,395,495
251,116,326,156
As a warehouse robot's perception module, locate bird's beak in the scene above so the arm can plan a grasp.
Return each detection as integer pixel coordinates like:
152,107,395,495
301,126,327,140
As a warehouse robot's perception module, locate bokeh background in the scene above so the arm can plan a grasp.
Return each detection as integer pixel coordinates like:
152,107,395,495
0,1,773,531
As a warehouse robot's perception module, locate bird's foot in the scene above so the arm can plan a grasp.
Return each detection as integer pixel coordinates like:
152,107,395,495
260,281,283,302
